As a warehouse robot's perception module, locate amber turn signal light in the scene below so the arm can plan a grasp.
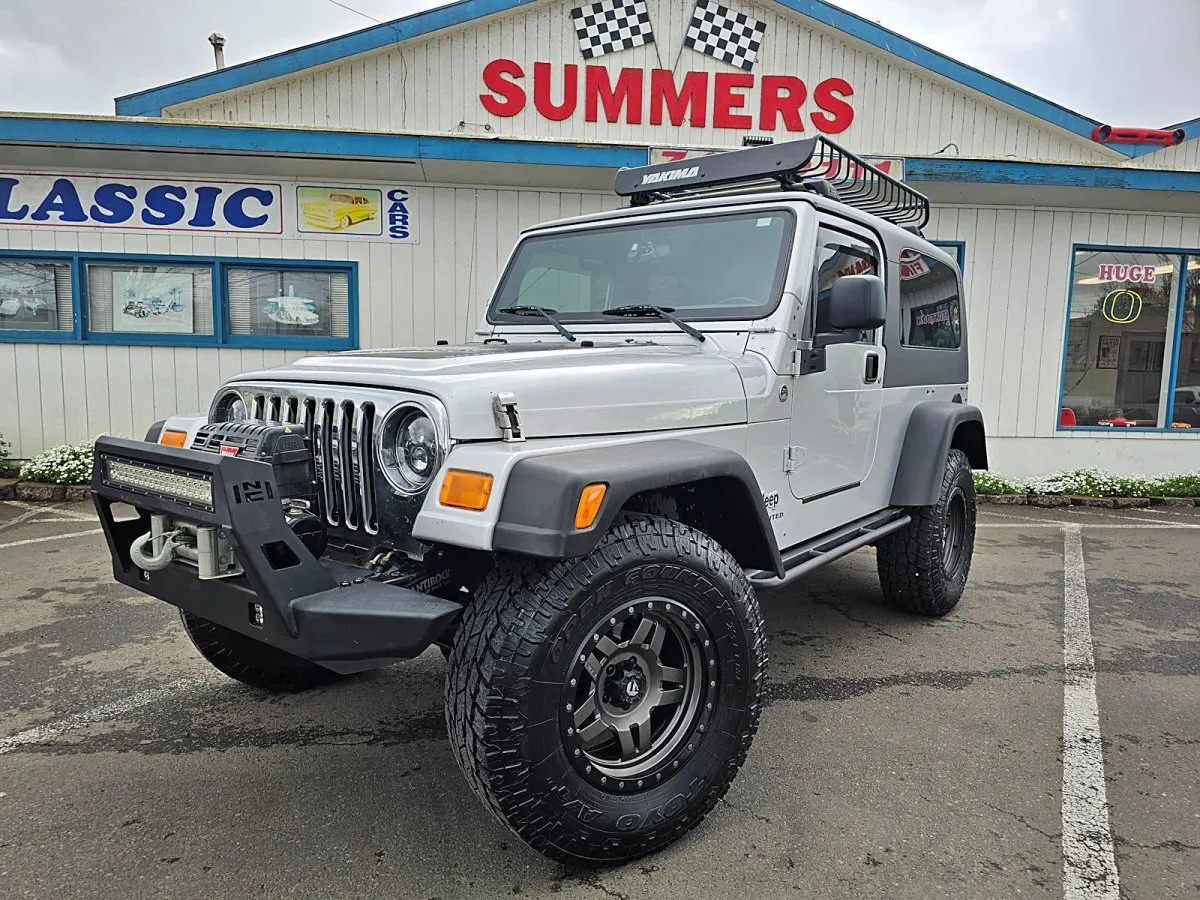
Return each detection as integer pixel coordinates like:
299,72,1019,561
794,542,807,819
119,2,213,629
159,430,188,448
439,469,494,511
574,483,607,530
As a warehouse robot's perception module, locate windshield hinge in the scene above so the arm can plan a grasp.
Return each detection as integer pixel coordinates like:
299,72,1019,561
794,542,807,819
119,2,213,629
783,446,804,473
492,392,525,442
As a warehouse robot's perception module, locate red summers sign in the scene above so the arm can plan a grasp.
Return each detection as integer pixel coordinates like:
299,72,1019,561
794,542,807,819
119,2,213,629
480,60,855,134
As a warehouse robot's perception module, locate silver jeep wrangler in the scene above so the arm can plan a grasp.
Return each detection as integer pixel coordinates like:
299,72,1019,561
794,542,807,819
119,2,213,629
91,137,987,865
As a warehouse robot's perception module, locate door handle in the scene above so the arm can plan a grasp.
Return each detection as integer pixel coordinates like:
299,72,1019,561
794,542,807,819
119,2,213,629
864,352,880,383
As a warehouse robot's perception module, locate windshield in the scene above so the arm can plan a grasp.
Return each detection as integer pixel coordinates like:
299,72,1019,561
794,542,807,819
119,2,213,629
488,209,795,323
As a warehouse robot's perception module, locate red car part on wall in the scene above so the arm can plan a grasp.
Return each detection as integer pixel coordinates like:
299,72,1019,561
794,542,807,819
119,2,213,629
1091,125,1187,146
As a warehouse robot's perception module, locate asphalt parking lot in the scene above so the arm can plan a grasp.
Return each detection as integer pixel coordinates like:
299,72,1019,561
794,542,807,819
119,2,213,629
1,499,1197,900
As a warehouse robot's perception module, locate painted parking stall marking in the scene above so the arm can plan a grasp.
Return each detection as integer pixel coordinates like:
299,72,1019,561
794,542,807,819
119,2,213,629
1060,524,1120,900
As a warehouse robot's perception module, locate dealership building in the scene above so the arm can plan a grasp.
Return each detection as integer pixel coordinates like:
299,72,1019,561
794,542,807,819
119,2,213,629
1,0,1197,476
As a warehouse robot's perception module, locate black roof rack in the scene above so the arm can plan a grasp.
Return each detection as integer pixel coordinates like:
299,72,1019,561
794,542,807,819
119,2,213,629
614,137,930,229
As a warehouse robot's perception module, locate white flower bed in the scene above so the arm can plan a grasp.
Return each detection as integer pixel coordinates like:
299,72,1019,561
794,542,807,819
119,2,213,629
20,441,95,485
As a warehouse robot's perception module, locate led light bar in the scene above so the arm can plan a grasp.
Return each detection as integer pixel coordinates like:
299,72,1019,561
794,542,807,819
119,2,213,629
103,457,214,510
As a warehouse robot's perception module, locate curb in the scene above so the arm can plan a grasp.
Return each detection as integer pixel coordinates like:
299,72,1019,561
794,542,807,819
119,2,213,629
977,493,1198,507
3,482,92,503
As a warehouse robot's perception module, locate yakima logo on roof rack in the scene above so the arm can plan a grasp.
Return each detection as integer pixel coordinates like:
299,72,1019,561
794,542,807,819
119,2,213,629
641,166,700,186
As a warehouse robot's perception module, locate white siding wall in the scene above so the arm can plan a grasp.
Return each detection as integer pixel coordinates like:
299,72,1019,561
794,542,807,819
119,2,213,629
165,0,1112,164
1129,139,1200,171
926,204,1200,476
0,183,621,459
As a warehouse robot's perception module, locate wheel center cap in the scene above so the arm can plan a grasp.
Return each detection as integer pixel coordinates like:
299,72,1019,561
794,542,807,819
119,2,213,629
603,658,649,712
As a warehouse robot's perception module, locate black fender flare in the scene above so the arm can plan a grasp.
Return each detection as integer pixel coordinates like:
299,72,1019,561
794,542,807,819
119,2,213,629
890,401,988,507
492,438,785,577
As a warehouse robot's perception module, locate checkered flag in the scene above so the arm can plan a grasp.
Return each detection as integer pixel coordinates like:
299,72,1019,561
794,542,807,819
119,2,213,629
684,0,766,72
571,0,655,60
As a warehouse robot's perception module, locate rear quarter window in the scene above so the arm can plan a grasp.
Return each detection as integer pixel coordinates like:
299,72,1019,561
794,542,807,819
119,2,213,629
898,250,962,350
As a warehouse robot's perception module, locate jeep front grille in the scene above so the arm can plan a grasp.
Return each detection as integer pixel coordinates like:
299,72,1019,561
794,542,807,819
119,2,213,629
247,389,379,535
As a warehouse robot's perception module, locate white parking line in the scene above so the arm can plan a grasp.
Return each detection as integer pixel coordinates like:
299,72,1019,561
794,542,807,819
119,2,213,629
0,529,104,551
980,522,1200,529
5,500,96,522
1060,524,1120,900
0,677,211,755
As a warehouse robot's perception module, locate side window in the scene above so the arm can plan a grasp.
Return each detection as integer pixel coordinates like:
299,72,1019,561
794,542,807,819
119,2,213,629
808,229,880,341
899,250,962,350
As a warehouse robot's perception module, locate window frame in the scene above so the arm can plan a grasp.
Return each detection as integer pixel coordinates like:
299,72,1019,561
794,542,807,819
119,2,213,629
0,249,357,351
807,222,885,344
0,250,83,343
1056,242,1196,434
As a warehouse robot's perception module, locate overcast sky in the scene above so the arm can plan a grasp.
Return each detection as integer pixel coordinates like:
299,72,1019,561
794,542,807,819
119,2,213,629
0,0,1193,127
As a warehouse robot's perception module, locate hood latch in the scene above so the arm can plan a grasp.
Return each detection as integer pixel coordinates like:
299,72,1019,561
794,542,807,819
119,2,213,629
492,392,525,442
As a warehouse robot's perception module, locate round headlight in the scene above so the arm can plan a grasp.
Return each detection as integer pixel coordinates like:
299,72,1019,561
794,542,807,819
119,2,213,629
380,405,443,493
214,391,247,422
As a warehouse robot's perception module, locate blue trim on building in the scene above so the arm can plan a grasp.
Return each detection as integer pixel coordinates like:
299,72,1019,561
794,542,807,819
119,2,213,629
906,158,1200,193
1056,243,1199,435
932,240,966,271
771,0,1123,155
115,0,544,116
111,0,1125,158
0,247,358,351
5,115,1200,193
1162,253,1192,429
0,115,646,170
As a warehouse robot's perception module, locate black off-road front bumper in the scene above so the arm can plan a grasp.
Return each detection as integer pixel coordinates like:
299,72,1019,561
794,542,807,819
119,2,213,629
90,436,463,674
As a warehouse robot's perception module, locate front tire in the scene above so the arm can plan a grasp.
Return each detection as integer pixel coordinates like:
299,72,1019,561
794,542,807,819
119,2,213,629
179,611,349,693
444,514,767,865
876,448,977,616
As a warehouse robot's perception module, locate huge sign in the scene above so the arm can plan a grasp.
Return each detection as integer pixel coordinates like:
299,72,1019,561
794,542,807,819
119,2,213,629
481,60,855,135
0,174,283,234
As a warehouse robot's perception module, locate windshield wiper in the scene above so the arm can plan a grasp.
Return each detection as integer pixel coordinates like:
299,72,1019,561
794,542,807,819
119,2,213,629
601,305,706,343
498,305,576,342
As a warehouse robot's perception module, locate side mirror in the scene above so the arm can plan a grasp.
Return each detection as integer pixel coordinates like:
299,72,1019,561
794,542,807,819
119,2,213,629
828,275,886,331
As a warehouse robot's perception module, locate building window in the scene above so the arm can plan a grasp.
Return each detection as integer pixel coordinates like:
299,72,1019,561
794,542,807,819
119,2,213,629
226,267,351,341
1060,247,1198,431
899,250,961,349
86,262,215,337
0,251,356,350
0,258,74,336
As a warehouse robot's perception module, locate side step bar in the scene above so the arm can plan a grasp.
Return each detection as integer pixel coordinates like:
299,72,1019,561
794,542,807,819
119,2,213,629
748,509,911,587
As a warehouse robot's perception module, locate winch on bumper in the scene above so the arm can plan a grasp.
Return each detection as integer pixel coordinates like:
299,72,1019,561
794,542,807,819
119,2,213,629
89,433,463,674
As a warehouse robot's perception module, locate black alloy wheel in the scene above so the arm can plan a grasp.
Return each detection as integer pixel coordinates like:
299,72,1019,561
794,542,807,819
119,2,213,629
562,598,717,792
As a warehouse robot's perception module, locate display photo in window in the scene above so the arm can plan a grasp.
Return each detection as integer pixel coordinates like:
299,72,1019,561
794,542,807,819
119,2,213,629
112,270,195,334
0,261,65,331
240,270,333,338
1060,249,1182,428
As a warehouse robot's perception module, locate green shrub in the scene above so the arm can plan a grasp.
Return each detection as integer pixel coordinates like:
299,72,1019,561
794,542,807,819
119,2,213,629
19,440,95,485
0,431,10,476
1146,474,1200,498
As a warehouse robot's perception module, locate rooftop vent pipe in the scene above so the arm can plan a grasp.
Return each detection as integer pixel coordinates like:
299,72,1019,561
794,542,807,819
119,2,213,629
208,33,226,70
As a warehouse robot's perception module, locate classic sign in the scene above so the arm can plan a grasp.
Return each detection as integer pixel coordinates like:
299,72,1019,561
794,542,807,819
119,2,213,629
481,60,855,134
0,174,283,234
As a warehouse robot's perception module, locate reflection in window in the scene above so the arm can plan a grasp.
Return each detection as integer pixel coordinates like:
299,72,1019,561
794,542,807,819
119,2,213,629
226,268,350,339
1169,263,1200,428
491,212,792,321
0,259,73,332
1061,250,1182,428
899,250,961,349
809,232,879,340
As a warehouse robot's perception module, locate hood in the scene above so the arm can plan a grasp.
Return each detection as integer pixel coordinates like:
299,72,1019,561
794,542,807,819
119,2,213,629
230,342,752,440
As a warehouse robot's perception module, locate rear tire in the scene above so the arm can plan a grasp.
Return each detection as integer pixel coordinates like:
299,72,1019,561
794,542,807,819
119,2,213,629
179,611,349,693
444,514,767,865
876,448,977,616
